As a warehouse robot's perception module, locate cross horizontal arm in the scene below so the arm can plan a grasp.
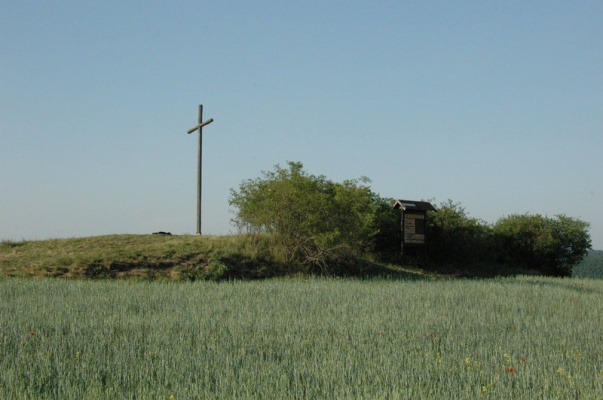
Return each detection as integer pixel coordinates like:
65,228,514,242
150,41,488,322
187,118,214,134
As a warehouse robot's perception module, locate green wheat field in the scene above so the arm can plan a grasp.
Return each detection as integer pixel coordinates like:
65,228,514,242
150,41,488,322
1,277,602,399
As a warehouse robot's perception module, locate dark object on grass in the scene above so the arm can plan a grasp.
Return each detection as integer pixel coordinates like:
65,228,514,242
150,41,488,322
152,232,172,235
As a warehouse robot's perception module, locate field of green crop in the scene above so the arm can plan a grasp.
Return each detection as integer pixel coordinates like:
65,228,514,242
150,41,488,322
1,277,602,399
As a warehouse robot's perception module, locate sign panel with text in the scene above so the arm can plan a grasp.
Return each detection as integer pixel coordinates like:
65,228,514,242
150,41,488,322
404,213,426,244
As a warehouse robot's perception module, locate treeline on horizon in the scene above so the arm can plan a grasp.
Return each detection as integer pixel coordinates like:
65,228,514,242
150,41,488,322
573,250,603,278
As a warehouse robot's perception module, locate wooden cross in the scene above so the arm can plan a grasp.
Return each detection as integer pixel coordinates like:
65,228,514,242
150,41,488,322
187,104,214,235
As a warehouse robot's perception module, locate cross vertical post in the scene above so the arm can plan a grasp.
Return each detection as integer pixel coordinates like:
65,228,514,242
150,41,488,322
186,104,214,235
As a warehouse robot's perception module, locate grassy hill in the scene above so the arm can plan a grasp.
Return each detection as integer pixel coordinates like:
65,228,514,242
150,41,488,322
2,234,601,280
0,234,273,280
0,234,429,280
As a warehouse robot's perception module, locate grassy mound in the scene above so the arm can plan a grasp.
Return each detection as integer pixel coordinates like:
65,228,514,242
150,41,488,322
3,235,600,280
0,235,273,280
0,234,429,280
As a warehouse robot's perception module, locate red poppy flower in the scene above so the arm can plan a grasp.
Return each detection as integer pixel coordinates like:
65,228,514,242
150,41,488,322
507,368,515,373
428,333,435,338
521,358,527,363
29,332,35,336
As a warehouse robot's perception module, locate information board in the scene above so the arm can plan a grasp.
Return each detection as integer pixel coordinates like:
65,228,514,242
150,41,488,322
404,213,426,244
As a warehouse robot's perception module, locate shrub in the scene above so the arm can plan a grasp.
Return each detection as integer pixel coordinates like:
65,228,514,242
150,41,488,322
205,253,229,281
426,200,495,266
229,162,377,273
418,202,592,277
494,213,591,276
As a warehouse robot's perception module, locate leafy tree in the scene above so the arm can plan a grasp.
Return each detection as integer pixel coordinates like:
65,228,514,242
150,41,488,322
494,213,591,276
229,162,377,272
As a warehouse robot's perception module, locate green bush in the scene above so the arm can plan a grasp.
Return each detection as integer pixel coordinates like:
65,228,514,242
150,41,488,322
426,200,495,266
420,201,592,277
493,213,591,276
229,162,377,273
83,261,113,279
205,253,229,281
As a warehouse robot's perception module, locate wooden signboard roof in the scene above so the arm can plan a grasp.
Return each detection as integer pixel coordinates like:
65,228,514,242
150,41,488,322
392,199,436,212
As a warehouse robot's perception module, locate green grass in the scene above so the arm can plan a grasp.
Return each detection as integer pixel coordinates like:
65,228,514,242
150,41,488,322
0,234,286,280
1,277,602,398
0,234,432,280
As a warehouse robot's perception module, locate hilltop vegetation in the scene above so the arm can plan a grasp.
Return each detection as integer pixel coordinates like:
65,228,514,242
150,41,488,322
1,162,594,280
1,234,600,281
0,234,415,281
229,162,592,277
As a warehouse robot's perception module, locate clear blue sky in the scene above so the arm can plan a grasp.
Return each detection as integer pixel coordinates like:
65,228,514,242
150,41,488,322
1,1,602,249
